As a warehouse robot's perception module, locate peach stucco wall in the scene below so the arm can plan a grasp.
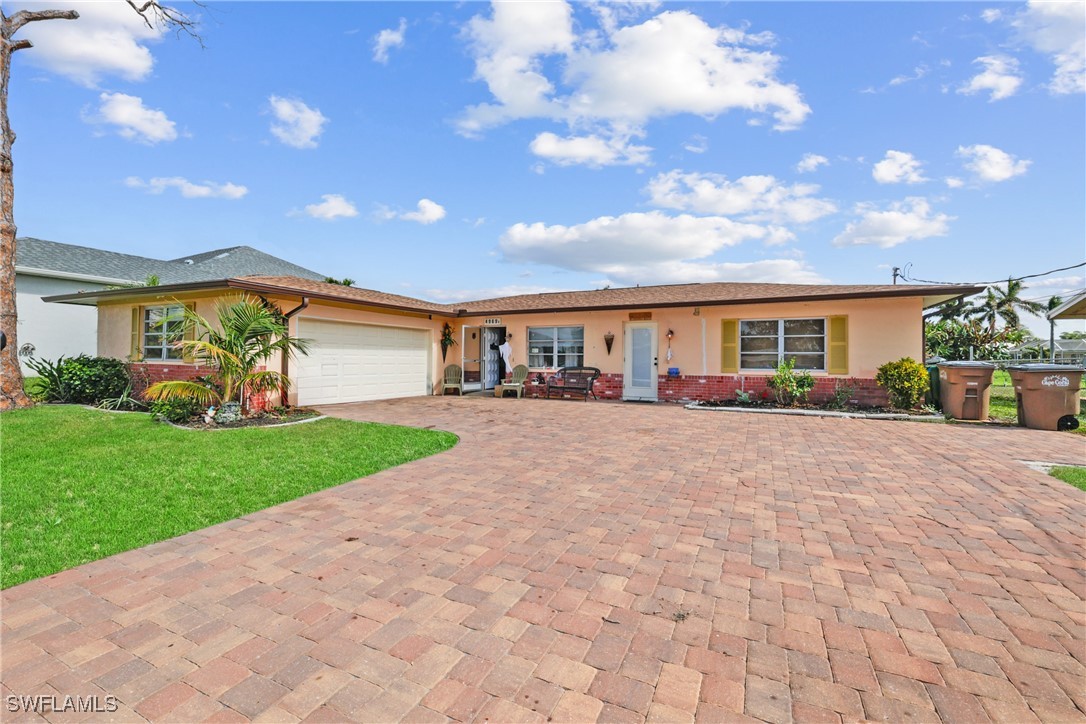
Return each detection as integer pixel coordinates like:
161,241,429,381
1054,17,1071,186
97,293,925,401
98,295,446,401
449,296,924,379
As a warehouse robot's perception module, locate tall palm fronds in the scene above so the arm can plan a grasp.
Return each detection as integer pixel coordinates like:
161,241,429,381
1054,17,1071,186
967,279,1047,333
144,295,311,409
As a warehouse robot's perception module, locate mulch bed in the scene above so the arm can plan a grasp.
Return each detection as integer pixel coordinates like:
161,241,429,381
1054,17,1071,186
692,399,934,417
174,408,322,430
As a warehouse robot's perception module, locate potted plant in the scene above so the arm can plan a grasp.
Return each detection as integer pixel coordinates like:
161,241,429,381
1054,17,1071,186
143,295,311,422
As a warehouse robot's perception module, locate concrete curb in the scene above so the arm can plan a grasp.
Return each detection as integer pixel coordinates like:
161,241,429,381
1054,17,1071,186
684,403,944,422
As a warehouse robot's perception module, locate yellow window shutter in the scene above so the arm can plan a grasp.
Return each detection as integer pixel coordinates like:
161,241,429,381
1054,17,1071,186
721,319,739,373
182,303,197,363
828,315,848,374
130,306,143,361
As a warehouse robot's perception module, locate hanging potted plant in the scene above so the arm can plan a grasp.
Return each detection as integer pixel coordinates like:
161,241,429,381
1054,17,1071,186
440,322,456,362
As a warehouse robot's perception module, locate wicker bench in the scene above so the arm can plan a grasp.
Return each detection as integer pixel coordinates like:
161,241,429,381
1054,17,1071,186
545,366,601,401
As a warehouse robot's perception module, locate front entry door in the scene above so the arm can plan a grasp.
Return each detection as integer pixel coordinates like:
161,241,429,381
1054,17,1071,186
462,326,482,392
623,322,658,401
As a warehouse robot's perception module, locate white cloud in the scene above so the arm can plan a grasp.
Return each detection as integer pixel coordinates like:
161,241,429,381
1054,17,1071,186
889,64,929,87
459,4,809,166
85,92,176,144
597,259,827,286
373,18,407,64
268,96,328,149
795,153,828,173
423,284,564,302
529,131,651,167
833,197,953,248
303,194,358,220
11,0,167,87
1012,0,1085,95
981,8,1003,23
645,170,836,225
498,210,822,286
501,211,769,270
872,150,928,184
562,11,809,130
956,144,1031,182
958,55,1023,101
945,176,964,188
125,176,247,199
401,199,447,225
683,135,708,154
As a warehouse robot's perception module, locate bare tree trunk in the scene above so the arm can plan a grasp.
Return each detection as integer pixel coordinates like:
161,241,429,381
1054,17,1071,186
0,14,29,409
0,5,196,410
0,8,77,410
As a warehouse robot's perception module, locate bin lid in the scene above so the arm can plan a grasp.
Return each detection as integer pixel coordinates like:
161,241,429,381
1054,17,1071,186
936,361,996,368
1006,363,1086,372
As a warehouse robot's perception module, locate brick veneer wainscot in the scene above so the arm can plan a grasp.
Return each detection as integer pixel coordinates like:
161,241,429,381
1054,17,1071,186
525,372,888,406
128,363,269,411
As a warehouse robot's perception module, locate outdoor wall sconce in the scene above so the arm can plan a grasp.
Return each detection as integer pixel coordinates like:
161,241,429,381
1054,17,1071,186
604,331,615,355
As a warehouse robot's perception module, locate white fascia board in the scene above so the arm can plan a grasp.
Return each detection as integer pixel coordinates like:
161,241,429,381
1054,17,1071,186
16,266,141,286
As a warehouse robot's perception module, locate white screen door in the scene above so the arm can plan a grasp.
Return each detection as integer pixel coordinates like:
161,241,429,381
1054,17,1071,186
623,323,658,401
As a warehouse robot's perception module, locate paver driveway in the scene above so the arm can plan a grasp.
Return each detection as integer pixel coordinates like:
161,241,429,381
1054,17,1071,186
2,397,1084,723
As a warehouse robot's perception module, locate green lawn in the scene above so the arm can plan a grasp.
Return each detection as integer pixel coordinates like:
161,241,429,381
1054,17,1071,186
1050,466,1086,491
0,405,457,588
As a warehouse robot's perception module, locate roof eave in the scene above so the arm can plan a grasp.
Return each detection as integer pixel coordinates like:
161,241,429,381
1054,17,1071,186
17,266,142,286
456,285,986,316
43,278,453,317
1048,290,1086,320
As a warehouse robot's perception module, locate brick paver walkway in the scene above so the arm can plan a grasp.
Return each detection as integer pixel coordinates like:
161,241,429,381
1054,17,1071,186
2,397,1083,722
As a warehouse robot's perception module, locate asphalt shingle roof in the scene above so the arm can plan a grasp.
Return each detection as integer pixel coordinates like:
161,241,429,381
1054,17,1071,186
233,275,983,316
16,238,326,284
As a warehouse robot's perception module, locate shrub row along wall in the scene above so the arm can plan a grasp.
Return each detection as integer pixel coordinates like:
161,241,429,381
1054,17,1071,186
128,363,269,411
525,373,888,406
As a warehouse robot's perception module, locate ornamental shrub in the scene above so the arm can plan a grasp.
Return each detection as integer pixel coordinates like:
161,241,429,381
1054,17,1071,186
875,357,929,409
767,357,816,406
150,397,203,424
26,355,130,405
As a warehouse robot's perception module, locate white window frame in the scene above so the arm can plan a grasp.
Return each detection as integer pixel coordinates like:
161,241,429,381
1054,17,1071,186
527,325,584,369
739,317,827,372
142,304,185,361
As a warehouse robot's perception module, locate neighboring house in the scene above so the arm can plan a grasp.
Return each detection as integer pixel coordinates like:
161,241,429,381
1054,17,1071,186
46,275,982,407
14,238,325,373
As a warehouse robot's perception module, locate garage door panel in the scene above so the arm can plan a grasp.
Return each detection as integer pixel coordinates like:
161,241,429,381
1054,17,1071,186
295,319,430,405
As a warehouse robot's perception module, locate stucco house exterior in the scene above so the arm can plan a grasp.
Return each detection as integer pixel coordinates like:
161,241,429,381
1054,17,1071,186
14,238,325,373
46,275,982,407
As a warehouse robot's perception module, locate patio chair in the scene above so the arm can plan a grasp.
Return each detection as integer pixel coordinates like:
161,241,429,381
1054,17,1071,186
495,364,529,398
442,364,464,396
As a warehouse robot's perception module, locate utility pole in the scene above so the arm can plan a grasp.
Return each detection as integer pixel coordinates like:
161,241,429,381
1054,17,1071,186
892,267,901,285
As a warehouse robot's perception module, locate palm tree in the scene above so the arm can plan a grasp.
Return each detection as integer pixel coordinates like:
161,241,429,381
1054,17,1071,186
923,296,972,323
144,295,311,411
967,278,1046,333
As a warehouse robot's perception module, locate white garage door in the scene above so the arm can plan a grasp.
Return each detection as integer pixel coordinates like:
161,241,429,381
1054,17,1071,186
294,319,431,405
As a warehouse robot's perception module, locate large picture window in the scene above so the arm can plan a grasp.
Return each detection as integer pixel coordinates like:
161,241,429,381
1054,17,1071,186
740,318,825,370
143,305,185,361
528,326,584,368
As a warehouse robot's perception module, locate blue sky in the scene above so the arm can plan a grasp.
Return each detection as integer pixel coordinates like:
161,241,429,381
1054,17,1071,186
10,0,1085,333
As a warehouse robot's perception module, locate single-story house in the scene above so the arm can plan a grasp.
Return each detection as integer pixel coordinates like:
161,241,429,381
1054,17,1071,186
46,275,982,407
14,237,325,373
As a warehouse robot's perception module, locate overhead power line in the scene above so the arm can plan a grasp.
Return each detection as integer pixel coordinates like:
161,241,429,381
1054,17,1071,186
898,260,1086,287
